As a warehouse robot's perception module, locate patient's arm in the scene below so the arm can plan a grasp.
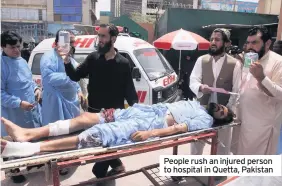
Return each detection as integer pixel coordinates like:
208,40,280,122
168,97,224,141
131,124,188,142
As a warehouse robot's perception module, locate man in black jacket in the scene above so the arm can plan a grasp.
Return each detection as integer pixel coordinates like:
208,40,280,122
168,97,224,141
62,24,138,178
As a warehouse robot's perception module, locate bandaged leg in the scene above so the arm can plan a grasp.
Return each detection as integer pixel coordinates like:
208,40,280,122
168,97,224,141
1,136,80,158
1,140,40,158
49,120,70,137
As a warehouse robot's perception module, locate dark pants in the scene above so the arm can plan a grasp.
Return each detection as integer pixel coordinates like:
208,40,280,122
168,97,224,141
92,159,123,178
88,107,123,178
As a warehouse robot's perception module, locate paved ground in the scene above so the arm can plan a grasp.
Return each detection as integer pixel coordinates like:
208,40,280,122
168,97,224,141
1,143,228,186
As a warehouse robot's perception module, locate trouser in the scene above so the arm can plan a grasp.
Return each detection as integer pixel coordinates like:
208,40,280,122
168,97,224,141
92,159,123,178
88,107,123,178
191,127,232,155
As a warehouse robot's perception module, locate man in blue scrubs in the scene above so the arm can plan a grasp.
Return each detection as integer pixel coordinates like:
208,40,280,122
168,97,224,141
40,30,85,125
1,31,42,183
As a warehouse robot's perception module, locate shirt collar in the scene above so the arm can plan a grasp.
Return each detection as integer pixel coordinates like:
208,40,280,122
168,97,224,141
259,50,270,63
97,48,121,63
212,53,226,63
2,51,8,56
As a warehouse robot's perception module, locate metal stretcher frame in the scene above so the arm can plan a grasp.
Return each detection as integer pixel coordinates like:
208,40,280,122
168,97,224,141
216,176,239,186
1,123,239,186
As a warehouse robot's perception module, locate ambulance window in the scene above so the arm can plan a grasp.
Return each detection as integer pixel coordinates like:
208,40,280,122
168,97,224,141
31,53,44,75
120,52,135,71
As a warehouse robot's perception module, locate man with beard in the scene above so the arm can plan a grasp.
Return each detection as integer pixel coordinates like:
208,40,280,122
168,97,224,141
234,26,282,155
272,40,282,154
63,24,138,178
189,29,241,160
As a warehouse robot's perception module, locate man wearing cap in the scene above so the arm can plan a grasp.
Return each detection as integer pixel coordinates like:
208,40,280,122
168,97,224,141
189,29,241,159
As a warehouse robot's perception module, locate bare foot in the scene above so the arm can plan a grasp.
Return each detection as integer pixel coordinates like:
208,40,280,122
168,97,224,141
1,117,30,142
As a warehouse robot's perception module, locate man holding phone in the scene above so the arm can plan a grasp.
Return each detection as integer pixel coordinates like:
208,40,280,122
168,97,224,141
234,26,282,155
62,24,138,178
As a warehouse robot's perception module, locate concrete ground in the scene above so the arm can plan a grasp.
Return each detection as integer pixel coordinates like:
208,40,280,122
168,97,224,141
1,143,227,186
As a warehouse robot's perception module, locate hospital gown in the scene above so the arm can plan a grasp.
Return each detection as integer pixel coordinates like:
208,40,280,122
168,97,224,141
1,55,42,136
40,49,81,125
78,100,213,148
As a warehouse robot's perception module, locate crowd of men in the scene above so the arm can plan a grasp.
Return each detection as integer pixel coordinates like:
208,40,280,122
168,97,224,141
1,24,282,184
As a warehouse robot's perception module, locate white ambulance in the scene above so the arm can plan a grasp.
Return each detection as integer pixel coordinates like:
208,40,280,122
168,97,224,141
28,35,181,106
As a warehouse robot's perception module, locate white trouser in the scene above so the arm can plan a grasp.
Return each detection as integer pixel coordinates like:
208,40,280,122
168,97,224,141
190,127,232,155
230,125,241,155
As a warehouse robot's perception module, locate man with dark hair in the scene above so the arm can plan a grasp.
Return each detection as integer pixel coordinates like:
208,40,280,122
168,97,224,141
189,28,241,161
40,29,85,126
1,100,234,158
272,40,282,154
62,24,138,178
1,31,42,183
235,26,282,155
21,42,31,62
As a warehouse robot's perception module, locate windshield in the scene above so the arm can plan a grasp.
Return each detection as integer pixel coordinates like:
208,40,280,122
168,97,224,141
133,48,174,81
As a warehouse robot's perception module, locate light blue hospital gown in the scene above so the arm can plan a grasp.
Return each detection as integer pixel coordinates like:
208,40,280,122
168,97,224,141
78,100,213,148
40,49,81,125
1,54,42,136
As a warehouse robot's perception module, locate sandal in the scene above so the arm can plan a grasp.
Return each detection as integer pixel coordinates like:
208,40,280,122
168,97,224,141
106,165,126,177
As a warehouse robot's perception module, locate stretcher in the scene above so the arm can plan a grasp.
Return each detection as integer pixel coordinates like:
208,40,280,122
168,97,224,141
1,122,240,186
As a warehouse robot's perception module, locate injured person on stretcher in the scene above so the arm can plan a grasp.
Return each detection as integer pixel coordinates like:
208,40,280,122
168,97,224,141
1,100,234,158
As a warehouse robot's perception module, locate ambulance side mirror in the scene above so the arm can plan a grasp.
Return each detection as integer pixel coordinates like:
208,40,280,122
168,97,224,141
132,67,141,81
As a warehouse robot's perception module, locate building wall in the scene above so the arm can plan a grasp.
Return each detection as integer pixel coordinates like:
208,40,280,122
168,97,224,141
1,0,47,22
138,23,155,43
157,8,278,46
82,0,91,25
52,0,83,23
257,0,281,15
121,0,142,15
111,0,121,17
200,0,258,13
47,0,54,22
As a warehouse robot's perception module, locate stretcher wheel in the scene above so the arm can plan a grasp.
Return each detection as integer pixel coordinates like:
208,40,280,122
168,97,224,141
171,176,183,182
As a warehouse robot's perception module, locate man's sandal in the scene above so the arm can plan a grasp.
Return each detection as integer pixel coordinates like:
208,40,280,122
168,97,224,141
106,165,126,177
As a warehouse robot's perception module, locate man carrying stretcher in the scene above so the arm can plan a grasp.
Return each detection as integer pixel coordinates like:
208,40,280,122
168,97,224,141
1,100,234,158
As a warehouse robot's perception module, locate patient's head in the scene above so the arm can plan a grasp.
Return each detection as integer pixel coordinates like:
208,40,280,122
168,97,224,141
207,103,234,125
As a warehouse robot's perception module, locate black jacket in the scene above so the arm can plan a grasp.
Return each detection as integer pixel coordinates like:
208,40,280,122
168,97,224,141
65,51,138,112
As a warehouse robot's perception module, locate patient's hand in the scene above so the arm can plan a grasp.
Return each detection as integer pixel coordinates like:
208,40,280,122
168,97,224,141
131,131,151,142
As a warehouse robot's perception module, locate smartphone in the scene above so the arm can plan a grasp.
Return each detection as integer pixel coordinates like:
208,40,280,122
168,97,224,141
58,31,70,54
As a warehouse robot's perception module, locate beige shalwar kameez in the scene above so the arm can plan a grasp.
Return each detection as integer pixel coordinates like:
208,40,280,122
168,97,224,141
235,51,282,155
